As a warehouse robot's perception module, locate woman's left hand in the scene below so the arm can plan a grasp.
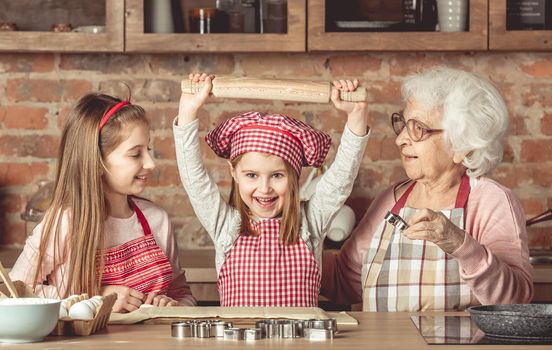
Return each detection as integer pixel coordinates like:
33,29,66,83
402,209,466,254
144,293,178,307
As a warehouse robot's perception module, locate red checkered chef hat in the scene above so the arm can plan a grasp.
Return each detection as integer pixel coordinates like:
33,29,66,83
205,112,331,174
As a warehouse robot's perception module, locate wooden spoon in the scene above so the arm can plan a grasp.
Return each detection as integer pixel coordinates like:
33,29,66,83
0,260,19,298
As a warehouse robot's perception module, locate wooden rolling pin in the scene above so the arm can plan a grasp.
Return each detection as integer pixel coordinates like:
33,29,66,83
181,76,368,103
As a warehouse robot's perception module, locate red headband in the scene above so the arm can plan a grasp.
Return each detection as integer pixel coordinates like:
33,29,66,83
98,101,130,130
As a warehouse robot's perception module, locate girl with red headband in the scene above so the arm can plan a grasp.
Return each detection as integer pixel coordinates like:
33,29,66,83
10,93,196,312
173,73,370,306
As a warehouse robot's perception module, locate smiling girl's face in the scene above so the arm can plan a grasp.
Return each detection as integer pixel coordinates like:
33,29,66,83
230,152,290,219
102,122,155,201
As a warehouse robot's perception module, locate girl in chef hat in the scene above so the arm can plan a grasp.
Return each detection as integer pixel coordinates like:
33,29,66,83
174,73,370,307
10,92,196,312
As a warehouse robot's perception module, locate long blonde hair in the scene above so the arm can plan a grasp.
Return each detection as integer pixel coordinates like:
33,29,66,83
33,93,147,298
228,155,301,244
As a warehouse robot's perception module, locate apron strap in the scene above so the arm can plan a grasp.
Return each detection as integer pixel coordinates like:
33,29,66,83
128,197,152,236
454,174,471,209
391,181,416,214
391,174,471,214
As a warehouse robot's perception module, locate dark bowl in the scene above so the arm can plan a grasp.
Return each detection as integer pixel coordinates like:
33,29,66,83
468,304,552,339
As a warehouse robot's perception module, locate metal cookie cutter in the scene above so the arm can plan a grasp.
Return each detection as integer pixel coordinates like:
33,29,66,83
256,320,279,338
305,318,337,332
304,328,334,341
278,320,302,338
195,322,211,338
223,328,245,341
211,321,232,337
171,321,193,338
244,328,262,340
384,211,409,231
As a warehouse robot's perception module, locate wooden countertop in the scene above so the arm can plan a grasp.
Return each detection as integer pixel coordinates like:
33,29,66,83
13,312,547,349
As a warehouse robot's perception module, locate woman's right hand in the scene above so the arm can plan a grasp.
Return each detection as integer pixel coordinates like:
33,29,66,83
177,72,214,126
101,285,145,313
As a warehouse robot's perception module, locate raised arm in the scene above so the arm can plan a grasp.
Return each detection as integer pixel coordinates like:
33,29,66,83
173,73,240,246
305,80,370,234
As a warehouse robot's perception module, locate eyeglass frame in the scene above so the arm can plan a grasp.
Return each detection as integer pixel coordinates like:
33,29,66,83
390,112,444,142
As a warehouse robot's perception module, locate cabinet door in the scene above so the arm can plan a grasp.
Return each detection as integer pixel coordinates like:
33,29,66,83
0,0,124,52
125,0,306,52
490,0,552,50
308,0,488,51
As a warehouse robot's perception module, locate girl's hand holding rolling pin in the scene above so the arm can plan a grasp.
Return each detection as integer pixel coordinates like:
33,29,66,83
177,73,213,126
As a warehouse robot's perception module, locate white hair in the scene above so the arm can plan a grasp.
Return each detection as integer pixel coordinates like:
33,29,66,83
401,66,509,178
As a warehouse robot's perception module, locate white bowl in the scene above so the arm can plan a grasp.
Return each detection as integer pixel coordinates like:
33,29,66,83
0,298,60,343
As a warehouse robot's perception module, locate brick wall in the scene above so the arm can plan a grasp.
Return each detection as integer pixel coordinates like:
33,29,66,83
0,52,551,250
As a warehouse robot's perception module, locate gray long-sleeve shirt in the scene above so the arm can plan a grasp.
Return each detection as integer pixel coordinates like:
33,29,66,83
173,118,369,275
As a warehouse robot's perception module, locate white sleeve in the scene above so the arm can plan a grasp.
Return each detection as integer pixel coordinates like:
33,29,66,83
172,118,240,249
305,125,369,238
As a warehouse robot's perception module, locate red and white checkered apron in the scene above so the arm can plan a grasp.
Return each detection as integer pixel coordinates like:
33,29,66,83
217,218,321,306
96,199,174,294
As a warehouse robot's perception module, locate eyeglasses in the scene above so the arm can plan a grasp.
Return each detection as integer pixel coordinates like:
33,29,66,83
391,112,443,142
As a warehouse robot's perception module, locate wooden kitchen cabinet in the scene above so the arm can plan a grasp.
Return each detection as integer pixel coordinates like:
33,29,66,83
308,0,488,51
0,1,549,58
125,0,306,52
0,0,124,52
489,0,552,51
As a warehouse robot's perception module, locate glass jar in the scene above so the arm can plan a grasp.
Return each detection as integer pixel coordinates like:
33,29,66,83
189,8,219,34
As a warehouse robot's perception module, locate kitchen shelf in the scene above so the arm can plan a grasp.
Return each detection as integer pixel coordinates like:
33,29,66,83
0,0,124,53
307,0,488,51
125,0,306,53
489,0,552,51
0,0,549,53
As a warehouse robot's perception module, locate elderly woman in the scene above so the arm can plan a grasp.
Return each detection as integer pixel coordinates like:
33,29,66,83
322,67,533,311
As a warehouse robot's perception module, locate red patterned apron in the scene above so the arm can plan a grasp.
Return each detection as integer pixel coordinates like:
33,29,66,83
97,199,174,294
217,218,321,307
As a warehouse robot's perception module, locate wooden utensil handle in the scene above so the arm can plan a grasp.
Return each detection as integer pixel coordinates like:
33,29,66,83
181,76,368,103
0,260,19,298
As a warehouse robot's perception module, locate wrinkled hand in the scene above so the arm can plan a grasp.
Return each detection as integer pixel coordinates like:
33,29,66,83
144,293,178,307
402,208,466,254
101,285,145,313
177,72,213,125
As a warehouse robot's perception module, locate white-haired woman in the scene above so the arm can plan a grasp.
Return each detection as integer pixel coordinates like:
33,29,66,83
322,67,533,311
